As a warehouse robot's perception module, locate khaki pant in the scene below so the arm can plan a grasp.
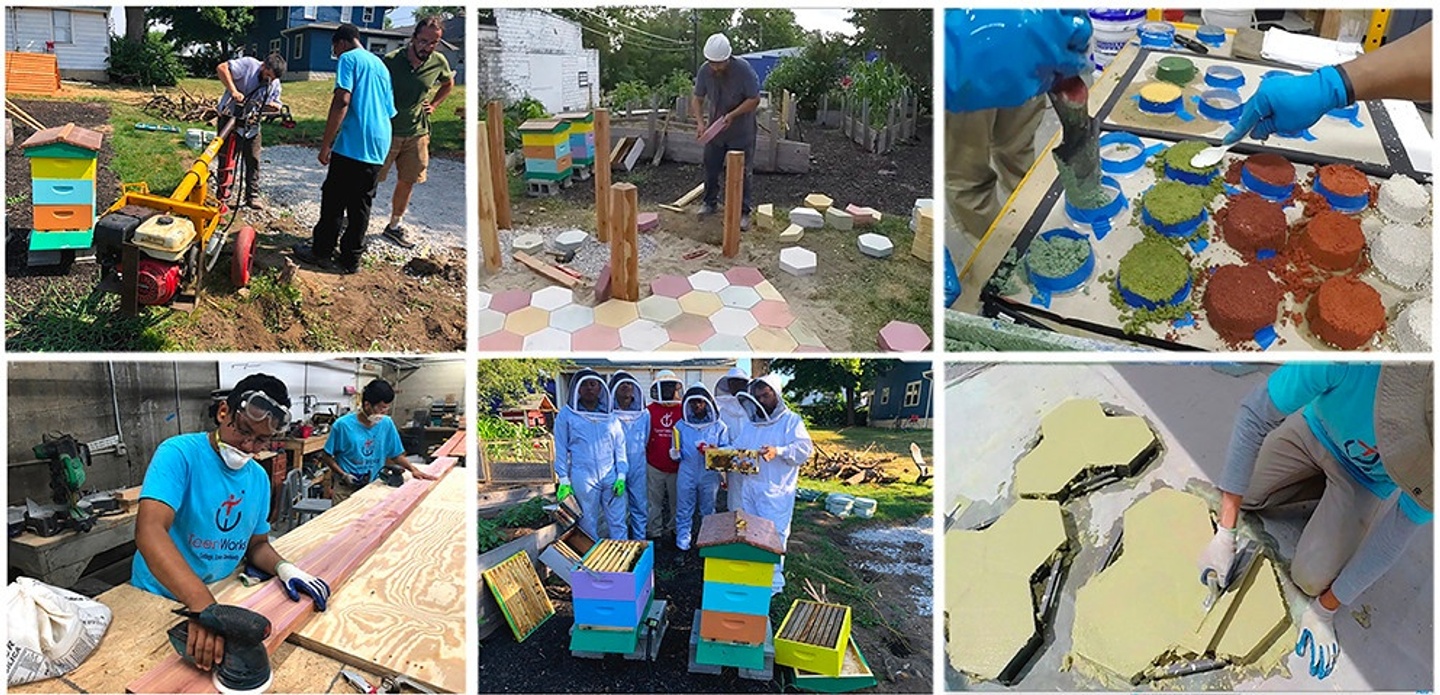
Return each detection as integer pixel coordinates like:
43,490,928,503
379,134,431,184
945,97,1046,244
330,477,368,505
1241,415,1382,597
646,466,679,538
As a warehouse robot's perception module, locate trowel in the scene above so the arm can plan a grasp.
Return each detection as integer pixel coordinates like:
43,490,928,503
1200,540,1260,618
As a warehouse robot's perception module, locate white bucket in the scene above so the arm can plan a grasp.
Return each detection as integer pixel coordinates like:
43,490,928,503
852,497,878,519
185,128,204,150
1200,9,1253,30
1089,9,1147,70
826,493,855,517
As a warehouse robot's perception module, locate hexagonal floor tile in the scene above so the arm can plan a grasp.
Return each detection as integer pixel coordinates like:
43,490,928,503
504,306,550,335
718,285,762,310
666,313,717,345
550,304,595,333
677,291,723,317
554,229,589,252
779,247,817,276
709,307,760,337
490,289,532,313
658,341,699,352
523,327,572,351
619,320,668,351
724,267,766,287
746,326,799,352
478,330,524,351
637,295,683,324
532,286,575,311
478,291,493,311
572,324,623,351
650,274,692,298
878,320,931,351
858,233,894,258
754,281,784,302
700,333,752,352
513,233,544,254
752,300,796,329
789,320,827,349
477,308,506,337
594,300,640,328
689,269,729,293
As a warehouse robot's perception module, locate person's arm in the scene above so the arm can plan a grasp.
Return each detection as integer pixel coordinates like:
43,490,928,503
245,534,284,574
249,533,331,610
428,75,455,113
725,64,762,123
217,61,242,103
1216,382,1290,528
1343,22,1431,103
135,499,225,670
692,67,709,138
320,89,350,164
725,96,760,123
266,83,284,112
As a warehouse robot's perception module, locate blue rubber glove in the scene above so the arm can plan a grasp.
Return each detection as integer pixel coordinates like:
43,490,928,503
276,561,331,612
943,249,962,307
1223,66,1350,145
945,9,1092,112
1295,597,1340,680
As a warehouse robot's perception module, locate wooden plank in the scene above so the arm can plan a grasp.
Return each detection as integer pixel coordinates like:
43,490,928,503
610,183,640,302
477,120,502,272
594,108,612,243
431,429,466,459
289,471,468,693
513,251,580,288
486,101,513,230
124,458,458,694
723,150,743,258
673,182,705,207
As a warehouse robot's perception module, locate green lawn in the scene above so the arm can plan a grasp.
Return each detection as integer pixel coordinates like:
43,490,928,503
809,425,932,461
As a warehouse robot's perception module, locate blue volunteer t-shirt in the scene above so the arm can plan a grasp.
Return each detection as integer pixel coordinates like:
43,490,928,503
333,48,396,165
131,433,272,599
1268,363,1432,523
325,412,405,480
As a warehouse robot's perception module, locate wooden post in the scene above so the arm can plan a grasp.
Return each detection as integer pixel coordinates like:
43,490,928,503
723,150,743,258
485,100,512,230
594,108,611,243
646,94,658,147
610,183,639,301
477,122,501,272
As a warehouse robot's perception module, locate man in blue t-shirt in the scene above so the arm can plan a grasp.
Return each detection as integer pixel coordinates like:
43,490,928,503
1200,363,1432,680
319,379,436,504
294,23,397,275
132,374,332,673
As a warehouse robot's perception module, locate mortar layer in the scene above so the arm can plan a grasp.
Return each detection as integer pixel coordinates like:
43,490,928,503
1143,180,1207,226
1014,400,1156,497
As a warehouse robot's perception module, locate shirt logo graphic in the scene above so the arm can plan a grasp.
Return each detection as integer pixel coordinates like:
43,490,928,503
216,493,244,532
1344,439,1381,466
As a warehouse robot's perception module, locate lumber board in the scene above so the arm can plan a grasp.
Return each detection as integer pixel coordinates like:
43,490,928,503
672,182,705,207
431,428,466,459
485,101,512,230
124,457,458,693
513,251,580,288
723,151,743,257
477,120,502,272
594,108,612,243
289,471,468,692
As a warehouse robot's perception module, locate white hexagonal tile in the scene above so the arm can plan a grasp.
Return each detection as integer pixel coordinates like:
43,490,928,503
554,229,589,252
618,320,669,351
550,303,595,333
858,233,894,258
477,291,493,311
532,286,575,311
477,308,506,337
790,207,825,228
779,246,817,276
719,285,762,309
700,333,753,352
637,295,683,324
523,327,572,351
513,233,544,254
710,307,760,336
689,269,729,293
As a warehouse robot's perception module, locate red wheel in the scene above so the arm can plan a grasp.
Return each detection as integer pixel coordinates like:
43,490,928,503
231,225,256,287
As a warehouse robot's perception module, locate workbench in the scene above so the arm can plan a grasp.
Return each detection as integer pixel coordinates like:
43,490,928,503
8,506,138,588
282,433,330,467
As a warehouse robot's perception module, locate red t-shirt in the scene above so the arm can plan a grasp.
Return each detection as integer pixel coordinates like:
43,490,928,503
645,402,683,473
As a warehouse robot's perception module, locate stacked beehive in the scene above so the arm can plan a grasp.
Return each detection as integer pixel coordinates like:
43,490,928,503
519,118,573,186
21,123,102,256
691,510,784,678
568,539,655,656
557,111,596,174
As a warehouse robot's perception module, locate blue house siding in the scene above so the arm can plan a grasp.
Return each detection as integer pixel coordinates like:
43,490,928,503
243,6,397,79
868,362,932,428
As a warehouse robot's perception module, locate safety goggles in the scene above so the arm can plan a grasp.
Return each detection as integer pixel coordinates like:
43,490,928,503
236,390,291,431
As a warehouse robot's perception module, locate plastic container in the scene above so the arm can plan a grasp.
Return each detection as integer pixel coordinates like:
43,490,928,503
1138,21,1176,48
1089,9,1147,70
851,497,878,519
825,493,855,517
1196,24,1227,46
1200,9,1252,29
1195,89,1244,122
1064,176,1129,240
1026,229,1096,302
1099,132,1164,176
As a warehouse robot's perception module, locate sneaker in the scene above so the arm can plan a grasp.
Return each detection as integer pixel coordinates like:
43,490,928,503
739,214,751,231
291,244,333,269
699,203,718,216
245,197,266,211
337,261,360,275
383,224,416,249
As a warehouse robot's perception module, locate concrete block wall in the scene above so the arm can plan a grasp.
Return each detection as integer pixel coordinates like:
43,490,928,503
488,9,600,112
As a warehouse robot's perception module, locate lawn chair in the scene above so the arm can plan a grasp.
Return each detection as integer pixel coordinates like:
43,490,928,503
910,443,931,485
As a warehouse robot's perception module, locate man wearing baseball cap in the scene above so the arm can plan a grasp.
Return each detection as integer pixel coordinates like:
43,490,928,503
691,33,761,230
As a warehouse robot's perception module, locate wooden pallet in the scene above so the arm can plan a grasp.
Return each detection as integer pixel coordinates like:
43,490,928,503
6,52,60,96
582,539,647,572
779,601,848,647
483,550,555,642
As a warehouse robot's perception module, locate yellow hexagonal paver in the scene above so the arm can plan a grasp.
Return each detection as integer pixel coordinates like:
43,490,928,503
503,306,550,336
677,291,723,317
745,326,799,352
658,341,700,352
754,281,784,302
594,299,640,328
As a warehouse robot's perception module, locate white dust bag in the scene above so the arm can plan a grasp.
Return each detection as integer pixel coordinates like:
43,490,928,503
6,577,112,685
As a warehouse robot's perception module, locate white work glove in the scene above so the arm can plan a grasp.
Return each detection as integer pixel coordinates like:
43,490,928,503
1295,597,1339,679
669,448,681,462
1196,526,1236,587
337,470,359,486
276,561,331,611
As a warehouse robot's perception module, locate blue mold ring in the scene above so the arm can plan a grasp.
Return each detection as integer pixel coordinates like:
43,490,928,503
1139,21,1176,48
1099,133,1164,176
1313,174,1371,214
1163,160,1218,186
1196,24,1227,47
1195,89,1243,122
1027,229,1096,308
1254,324,1278,349
1204,65,1245,89
1064,176,1128,240
1117,274,1193,310
1141,202,1209,239
1240,165,1296,203
1326,103,1365,128
1274,128,1318,141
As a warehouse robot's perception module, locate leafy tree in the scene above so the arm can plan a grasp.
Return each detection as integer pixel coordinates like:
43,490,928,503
477,359,568,411
848,9,932,94
108,32,184,86
729,9,805,54
415,6,464,20
147,7,253,76
764,32,854,117
124,7,147,43
770,359,888,427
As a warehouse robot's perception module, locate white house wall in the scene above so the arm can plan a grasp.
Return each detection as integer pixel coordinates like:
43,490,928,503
6,8,110,78
492,9,599,113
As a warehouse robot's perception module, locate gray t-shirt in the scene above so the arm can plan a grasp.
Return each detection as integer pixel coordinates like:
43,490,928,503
694,57,760,143
217,57,283,137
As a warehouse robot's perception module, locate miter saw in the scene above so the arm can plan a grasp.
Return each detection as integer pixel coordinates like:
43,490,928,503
29,432,95,535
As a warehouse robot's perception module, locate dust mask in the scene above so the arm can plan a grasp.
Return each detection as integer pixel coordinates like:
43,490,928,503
217,441,253,471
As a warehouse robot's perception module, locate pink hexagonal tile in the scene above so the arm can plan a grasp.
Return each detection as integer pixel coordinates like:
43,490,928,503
619,320,668,351
752,300,796,329
689,269,729,293
478,330,524,351
650,274,692,298
724,266,766,287
746,326,799,352
710,307,759,337
677,291,723,317
878,320,930,352
504,306,550,335
523,327,572,351
667,313,717,345
572,324,622,351
490,289,533,313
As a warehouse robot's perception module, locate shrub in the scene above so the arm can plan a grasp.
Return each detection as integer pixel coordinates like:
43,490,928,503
502,95,548,152
108,32,184,87
844,58,911,127
764,33,851,119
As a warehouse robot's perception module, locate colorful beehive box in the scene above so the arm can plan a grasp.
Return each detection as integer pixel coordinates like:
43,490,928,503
557,111,596,166
793,639,877,693
569,539,654,654
21,123,102,252
775,600,853,678
519,118,573,182
693,510,786,668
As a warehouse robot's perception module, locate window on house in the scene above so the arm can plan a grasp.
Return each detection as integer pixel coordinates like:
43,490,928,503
904,381,921,408
269,39,280,55
578,71,589,88
276,7,285,21
52,10,72,44
370,43,385,55
293,33,303,60
880,387,890,405
362,7,375,23
302,6,317,20
341,7,353,24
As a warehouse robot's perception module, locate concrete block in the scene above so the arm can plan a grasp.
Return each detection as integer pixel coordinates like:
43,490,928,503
554,229,589,252
637,212,660,232
857,233,894,258
825,207,853,230
513,233,544,254
779,247,817,276
911,198,933,232
845,203,878,227
790,207,824,229
877,320,931,352
756,203,775,230
778,225,804,243
803,193,833,213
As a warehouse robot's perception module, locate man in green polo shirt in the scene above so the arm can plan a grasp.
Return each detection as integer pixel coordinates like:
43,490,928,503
379,16,454,248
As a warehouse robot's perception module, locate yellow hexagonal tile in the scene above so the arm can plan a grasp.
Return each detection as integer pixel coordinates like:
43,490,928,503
594,299,640,328
754,281,784,302
503,306,550,335
745,326,799,352
658,341,700,352
677,291,723,317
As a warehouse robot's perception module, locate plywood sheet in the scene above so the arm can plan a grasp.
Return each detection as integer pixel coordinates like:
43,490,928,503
1014,400,1155,497
946,499,1066,680
290,470,468,692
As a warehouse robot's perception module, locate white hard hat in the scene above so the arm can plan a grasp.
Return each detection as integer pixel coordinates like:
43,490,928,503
704,33,732,62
